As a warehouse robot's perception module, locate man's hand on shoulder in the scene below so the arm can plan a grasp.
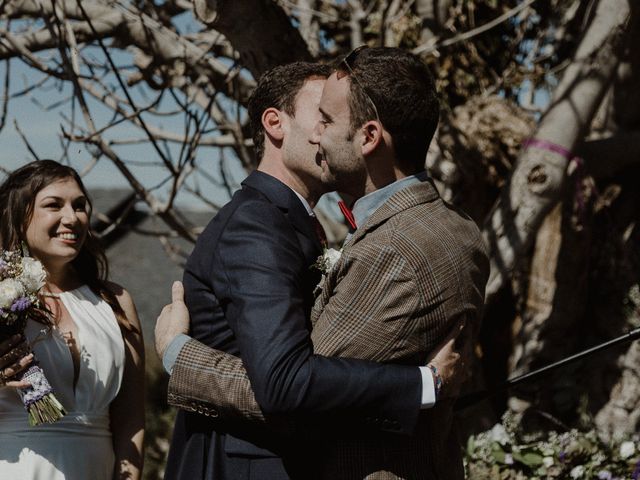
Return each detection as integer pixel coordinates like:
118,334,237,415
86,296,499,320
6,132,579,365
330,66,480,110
427,319,473,401
155,281,190,359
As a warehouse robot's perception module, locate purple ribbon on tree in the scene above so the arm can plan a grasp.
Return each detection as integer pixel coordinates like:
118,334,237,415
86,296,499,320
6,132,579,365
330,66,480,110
522,138,575,160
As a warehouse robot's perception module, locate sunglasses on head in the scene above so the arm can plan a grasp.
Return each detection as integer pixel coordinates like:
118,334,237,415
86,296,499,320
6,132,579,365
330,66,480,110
337,45,381,124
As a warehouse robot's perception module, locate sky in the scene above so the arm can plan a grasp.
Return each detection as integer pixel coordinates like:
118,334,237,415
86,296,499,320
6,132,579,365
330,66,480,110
0,12,253,211
0,59,253,211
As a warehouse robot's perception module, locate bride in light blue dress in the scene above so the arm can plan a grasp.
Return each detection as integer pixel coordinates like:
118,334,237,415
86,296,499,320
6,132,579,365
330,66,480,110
0,160,145,480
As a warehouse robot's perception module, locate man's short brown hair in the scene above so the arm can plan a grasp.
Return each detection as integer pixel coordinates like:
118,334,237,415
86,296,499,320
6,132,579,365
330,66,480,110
248,62,331,162
336,47,439,172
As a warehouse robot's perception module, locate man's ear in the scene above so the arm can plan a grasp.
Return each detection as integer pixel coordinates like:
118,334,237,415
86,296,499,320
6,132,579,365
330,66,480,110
262,107,285,141
360,120,383,156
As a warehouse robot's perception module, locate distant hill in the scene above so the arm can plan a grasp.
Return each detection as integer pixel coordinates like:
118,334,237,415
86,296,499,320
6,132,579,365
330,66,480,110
89,188,214,342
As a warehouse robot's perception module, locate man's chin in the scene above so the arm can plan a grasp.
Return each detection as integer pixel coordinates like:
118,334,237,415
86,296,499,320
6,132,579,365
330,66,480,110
320,175,337,192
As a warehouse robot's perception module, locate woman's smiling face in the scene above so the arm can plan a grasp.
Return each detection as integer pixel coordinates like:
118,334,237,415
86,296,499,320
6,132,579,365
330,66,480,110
25,177,90,270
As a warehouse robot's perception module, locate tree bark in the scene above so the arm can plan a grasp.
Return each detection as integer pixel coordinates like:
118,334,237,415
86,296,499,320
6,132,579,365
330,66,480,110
595,341,640,440
483,0,632,303
192,0,312,78
414,0,452,41
508,178,595,424
296,0,320,56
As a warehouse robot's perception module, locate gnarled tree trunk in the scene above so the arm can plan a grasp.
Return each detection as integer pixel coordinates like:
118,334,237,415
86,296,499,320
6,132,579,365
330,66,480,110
483,0,632,303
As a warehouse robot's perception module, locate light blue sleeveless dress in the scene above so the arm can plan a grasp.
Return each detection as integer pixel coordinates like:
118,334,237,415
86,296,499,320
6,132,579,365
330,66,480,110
0,286,125,479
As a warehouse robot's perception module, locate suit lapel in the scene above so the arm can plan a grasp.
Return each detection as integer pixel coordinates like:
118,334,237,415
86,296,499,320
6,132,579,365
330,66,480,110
242,171,323,265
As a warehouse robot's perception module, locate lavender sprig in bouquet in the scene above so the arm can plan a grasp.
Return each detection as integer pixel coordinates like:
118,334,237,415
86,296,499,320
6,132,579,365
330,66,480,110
0,249,66,426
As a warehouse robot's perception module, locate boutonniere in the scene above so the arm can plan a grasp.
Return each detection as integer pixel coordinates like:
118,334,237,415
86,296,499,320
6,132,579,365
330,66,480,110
313,247,342,275
312,247,342,295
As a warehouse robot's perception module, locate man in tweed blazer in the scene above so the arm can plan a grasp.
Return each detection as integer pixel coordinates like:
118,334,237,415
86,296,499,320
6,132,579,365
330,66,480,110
159,60,468,480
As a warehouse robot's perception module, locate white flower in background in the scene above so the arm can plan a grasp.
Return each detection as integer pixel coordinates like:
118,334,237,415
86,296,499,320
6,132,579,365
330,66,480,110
620,441,635,459
543,456,554,468
488,423,510,445
19,257,46,292
504,453,514,465
591,451,606,465
570,465,585,478
0,278,25,309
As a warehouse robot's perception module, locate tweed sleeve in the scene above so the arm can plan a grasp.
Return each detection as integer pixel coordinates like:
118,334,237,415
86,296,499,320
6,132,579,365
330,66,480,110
167,338,267,422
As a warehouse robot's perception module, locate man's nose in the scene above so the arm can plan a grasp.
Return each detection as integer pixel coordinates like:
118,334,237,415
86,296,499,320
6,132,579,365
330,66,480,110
309,122,323,144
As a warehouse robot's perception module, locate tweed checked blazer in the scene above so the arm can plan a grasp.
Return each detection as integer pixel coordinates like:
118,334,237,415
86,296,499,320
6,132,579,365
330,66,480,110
166,171,424,480
308,178,489,479
169,177,489,479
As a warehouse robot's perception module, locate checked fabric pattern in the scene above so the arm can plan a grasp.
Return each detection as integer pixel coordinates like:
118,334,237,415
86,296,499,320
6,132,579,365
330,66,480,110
308,179,489,479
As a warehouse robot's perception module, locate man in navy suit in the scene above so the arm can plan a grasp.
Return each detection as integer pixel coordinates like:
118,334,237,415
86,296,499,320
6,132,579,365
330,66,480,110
159,62,464,480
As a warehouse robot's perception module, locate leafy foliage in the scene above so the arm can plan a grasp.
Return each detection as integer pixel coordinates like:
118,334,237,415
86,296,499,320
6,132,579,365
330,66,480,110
465,412,640,479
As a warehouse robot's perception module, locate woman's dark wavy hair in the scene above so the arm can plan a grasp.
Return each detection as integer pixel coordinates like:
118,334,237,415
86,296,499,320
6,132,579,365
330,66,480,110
0,160,135,332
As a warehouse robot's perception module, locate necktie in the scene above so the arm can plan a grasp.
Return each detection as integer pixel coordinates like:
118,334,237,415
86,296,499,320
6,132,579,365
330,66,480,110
338,200,357,232
311,215,328,248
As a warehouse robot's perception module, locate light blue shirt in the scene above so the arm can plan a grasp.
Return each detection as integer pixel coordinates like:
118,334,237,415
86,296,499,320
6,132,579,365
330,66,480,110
345,171,428,242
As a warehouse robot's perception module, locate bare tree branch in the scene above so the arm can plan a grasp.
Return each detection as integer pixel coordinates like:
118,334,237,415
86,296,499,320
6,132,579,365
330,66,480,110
1,0,255,101
413,0,537,55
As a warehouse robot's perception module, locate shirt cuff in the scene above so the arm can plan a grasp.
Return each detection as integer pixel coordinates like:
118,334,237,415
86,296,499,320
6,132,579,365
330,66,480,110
418,366,436,409
162,334,191,375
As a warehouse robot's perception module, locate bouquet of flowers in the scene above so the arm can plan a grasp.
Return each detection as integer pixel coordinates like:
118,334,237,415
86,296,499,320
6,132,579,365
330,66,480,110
0,248,66,426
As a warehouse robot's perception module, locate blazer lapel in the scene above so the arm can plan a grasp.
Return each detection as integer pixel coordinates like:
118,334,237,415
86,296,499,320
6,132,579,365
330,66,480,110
242,171,323,264
346,177,441,248
312,178,441,325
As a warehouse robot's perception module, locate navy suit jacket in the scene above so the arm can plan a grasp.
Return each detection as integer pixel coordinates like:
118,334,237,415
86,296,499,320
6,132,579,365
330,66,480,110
164,171,421,480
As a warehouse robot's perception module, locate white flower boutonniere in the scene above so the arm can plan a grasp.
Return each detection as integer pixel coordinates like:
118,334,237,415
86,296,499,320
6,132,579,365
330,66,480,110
313,248,342,295
313,248,342,275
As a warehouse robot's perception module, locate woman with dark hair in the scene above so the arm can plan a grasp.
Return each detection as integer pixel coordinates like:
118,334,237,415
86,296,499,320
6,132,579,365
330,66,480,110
0,160,144,479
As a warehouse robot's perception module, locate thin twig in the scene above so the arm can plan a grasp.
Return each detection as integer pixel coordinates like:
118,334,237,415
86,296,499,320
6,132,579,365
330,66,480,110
76,0,178,176
0,27,68,78
0,58,10,132
14,119,40,160
413,0,538,55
